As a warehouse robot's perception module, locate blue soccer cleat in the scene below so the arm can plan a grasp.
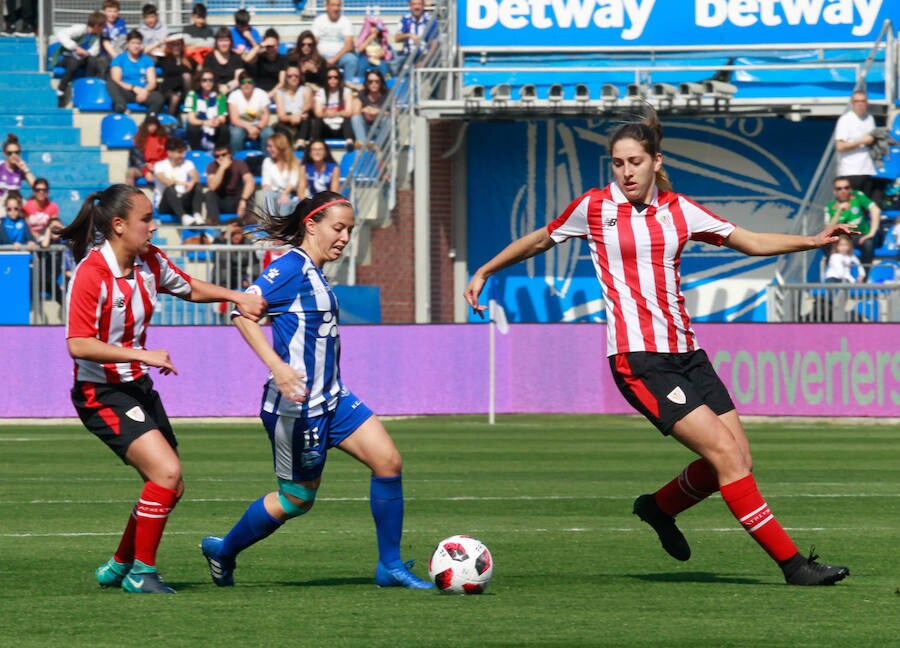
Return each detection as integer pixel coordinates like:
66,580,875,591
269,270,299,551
201,535,236,587
95,557,132,588
375,559,435,589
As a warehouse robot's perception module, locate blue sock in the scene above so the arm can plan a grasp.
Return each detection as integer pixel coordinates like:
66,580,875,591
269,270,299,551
221,496,283,558
370,475,403,569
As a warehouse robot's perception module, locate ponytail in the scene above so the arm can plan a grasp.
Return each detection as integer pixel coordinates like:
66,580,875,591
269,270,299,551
58,192,102,262
252,190,351,248
57,184,144,262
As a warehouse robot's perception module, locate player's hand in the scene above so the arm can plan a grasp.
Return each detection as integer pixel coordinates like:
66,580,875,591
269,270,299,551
234,291,266,321
273,361,308,403
142,348,178,375
463,273,488,319
813,223,856,247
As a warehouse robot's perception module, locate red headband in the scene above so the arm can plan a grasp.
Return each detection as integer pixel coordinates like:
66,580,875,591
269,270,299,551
303,198,352,223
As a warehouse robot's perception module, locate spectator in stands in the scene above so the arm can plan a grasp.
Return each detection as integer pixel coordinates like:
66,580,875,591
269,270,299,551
138,3,167,56
52,10,107,108
203,27,249,96
100,0,128,61
290,31,327,89
107,30,165,115
824,175,881,266
153,137,202,226
126,114,168,186
261,132,302,217
311,0,358,80
274,64,312,150
356,15,393,77
184,3,214,66
227,70,274,154
157,35,195,120
0,134,35,209
212,221,260,292
311,65,356,150
392,0,436,75
204,144,255,225
23,178,60,239
824,234,865,283
230,8,261,58
298,139,340,197
184,70,229,152
352,69,388,146
2,191,36,250
834,90,878,198
248,28,288,98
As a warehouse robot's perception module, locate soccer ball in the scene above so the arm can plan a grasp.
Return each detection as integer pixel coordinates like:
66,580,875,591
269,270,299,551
428,535,493,594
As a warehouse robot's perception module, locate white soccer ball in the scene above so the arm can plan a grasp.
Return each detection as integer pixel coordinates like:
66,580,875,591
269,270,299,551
428,535,494,594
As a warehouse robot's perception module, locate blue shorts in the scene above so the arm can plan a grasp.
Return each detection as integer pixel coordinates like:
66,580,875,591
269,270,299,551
260,388,374,482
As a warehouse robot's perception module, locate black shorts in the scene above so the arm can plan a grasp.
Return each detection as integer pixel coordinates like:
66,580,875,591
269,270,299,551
71,376,177,463
609,350,735,435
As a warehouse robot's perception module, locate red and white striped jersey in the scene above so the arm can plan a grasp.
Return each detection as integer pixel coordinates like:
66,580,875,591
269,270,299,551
548,183,735,356
65,241,193,383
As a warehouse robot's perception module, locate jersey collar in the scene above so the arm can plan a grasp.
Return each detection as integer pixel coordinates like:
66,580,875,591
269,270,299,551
98,240,137,278
610,182,659,207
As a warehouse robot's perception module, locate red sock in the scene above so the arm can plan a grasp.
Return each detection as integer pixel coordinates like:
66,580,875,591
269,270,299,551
133,481,179,568
720,475,797,562
653,458,719,516
113,506,138,564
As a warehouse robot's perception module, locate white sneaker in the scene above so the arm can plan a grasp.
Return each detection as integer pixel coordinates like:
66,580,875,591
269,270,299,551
181,214,196,226
193,212,206,225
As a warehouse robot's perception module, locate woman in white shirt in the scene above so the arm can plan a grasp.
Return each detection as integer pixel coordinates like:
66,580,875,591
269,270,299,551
274,64,313,150
261,132,302,216
227,70,274,154
311,65,356,150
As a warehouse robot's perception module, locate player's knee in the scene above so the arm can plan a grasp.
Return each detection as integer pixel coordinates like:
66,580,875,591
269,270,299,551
277,480,318,519
373,450,402,477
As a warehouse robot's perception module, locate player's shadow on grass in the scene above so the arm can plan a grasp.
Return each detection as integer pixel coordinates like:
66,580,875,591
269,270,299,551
627,571,763,585
269,576,375,587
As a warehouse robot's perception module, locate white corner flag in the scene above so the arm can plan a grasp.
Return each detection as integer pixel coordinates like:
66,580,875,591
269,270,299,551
488,280,509,334
487,280,508,425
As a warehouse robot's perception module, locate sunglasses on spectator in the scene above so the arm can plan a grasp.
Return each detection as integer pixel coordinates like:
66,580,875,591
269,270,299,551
34,187,48,192
327,74,340,80
240,79,255,85
201,76,215,82
214,152,230,158
834,185,851,191
5,148,20,155
286,73,301,79
6,206,20,211
366,78,380,84
300,41,314,47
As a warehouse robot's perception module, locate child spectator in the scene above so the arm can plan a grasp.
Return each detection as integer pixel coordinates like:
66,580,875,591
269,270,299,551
230,8,261,57
184,2,214,65
260,132,302,216
52,10,107,108
107,29,165,115
157,35,195,119
204,144,256,224
359,43,390,80
312,0,357,80
392,0,436,75
137,3,167,56
153,137,202,225
248,28,288,97
2,191,36,250
100,0,128,61
126,114,168,185
825,234,865,283
290,30,327,88
0,134,35,209
356,15,392,76
273,64,312,150
352,69,388,145
311,65,356,149
23,178,60,239
298,139,340,197
203,27,248,96
227,70,274,153
184,70,229,152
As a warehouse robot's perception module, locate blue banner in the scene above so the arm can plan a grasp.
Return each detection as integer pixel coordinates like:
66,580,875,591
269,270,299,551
466,117,835,323
459,0,898,48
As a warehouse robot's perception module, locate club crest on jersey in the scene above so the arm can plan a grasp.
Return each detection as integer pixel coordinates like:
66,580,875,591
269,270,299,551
655,212,672,226
113,296,126,308
263,267,280,283
125,406,146,422
666,386,687,405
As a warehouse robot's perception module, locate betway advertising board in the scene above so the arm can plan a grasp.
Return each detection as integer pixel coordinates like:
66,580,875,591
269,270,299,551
459,0,899,47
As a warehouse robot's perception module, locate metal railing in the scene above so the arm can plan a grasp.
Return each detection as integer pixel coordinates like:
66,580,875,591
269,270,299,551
766,282,900,322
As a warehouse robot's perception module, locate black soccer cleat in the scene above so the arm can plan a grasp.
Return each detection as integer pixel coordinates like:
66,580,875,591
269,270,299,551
633,494,691,561
781,548,849,586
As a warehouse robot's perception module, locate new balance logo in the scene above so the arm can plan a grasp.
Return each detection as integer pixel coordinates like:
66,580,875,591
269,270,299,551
603,217,617,227
113,296,126,308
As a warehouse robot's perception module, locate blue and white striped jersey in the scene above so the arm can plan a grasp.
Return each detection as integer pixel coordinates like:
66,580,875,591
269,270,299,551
249,247,343,417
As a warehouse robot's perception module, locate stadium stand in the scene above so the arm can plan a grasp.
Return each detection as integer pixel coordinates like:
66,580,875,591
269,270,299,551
100,113,137,149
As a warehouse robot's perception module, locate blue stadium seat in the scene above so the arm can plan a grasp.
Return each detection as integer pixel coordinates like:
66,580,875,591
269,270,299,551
339,149,357,179
874,227,897,258
100,113,137,149
72,77,113,111
186,149,214,184
867,261,899,283
157,113,179,129
874,146,900,180
891,113,900,141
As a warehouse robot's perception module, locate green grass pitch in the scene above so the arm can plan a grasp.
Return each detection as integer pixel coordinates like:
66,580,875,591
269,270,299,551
0,415,897,647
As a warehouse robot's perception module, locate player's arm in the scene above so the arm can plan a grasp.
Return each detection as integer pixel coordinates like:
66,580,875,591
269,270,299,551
67,337,177,375
233,314,308,403
463,227,556,315
186,278,266,320
724,223,854,256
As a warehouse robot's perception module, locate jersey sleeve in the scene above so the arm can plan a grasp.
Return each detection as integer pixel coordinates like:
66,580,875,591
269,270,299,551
547,190,593,243
153,247,193,296
679,196,736,246
248,255,304,314
66,263,105,339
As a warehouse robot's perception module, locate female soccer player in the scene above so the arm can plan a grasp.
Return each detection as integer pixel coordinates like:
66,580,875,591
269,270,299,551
61,184,265,594
464,115,851,586
201,191,433,589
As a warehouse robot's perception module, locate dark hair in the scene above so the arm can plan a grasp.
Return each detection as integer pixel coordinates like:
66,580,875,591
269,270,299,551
292,30,323,64
192,3,207,17
607,107,672,192
165,137,187,151
126,29,143,42
302,139,337,165
5,189,23,205
263,27,280,41
233,8,250,25
33,177,49,190
214,26,231,41
134,114,163,149
363,68,387,95
142,3,157,17
58,184,145,262
87,10,106,28
237,69,255,84
252,191,350,247
3,133,20,153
